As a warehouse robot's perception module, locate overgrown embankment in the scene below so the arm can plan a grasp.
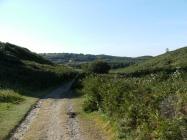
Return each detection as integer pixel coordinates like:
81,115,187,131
77,71,187,139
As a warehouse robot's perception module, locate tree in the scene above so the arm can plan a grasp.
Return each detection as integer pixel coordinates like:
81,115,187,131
166,48,169,53
86,61,111,74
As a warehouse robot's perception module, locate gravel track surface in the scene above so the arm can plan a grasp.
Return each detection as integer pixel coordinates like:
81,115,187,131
9,81,108,140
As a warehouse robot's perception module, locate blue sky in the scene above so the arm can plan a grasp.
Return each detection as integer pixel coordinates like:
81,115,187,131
0,0,187,57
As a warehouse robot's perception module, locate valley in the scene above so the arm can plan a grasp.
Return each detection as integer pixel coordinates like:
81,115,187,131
0,42,187,140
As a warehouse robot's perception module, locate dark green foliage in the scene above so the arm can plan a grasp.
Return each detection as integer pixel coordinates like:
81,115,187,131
82,75,103,112
71,73,86,90
0,42,52,65
0,41,77,103
81,72,187,139
84,61,111,74
0,59,76,90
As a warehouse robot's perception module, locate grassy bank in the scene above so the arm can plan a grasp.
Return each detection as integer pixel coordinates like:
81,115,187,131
0,88,56,140
71,96,118,140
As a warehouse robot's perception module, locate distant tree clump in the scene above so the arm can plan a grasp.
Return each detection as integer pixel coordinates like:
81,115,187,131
166,48,170,53
86,61,111,74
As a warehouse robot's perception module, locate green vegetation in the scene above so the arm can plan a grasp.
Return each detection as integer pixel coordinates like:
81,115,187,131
0,42,76,89
0,90,24,104
72,46,187,139
70,95,118,140
111,46,187,76
41,52,152,69
0,90,53,140
0,42,52,65
1,41,187,139
82,61,111,74
80,73,187,139
0,42,77,139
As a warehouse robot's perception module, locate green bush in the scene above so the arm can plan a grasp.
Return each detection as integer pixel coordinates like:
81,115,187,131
81,72,187,139
82,75,103,112
83,61,111,74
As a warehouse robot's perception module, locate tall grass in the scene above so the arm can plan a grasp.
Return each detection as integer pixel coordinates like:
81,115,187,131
0,89,24,104
81,71,187,139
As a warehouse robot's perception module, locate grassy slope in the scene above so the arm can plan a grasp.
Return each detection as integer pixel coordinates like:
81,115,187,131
0,42,52,65
111,46,187,74
0,42,76,139
0,42,76,88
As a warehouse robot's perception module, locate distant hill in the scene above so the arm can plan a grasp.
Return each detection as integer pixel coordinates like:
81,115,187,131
112,46,187,75
40,53,152,69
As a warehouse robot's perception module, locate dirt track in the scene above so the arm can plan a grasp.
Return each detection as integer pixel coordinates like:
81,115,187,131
10,82,108,140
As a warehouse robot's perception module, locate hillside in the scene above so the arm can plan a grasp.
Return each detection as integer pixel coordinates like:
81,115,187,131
0,42,52,65
76,46,187,139
0,42,76,88
40,53,152,69
0,42,76,139
112,46,187,75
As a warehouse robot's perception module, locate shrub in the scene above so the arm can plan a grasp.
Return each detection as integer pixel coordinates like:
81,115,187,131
80,73,187,139
0,89,25,104
85,61,111,74
82,75,103,112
